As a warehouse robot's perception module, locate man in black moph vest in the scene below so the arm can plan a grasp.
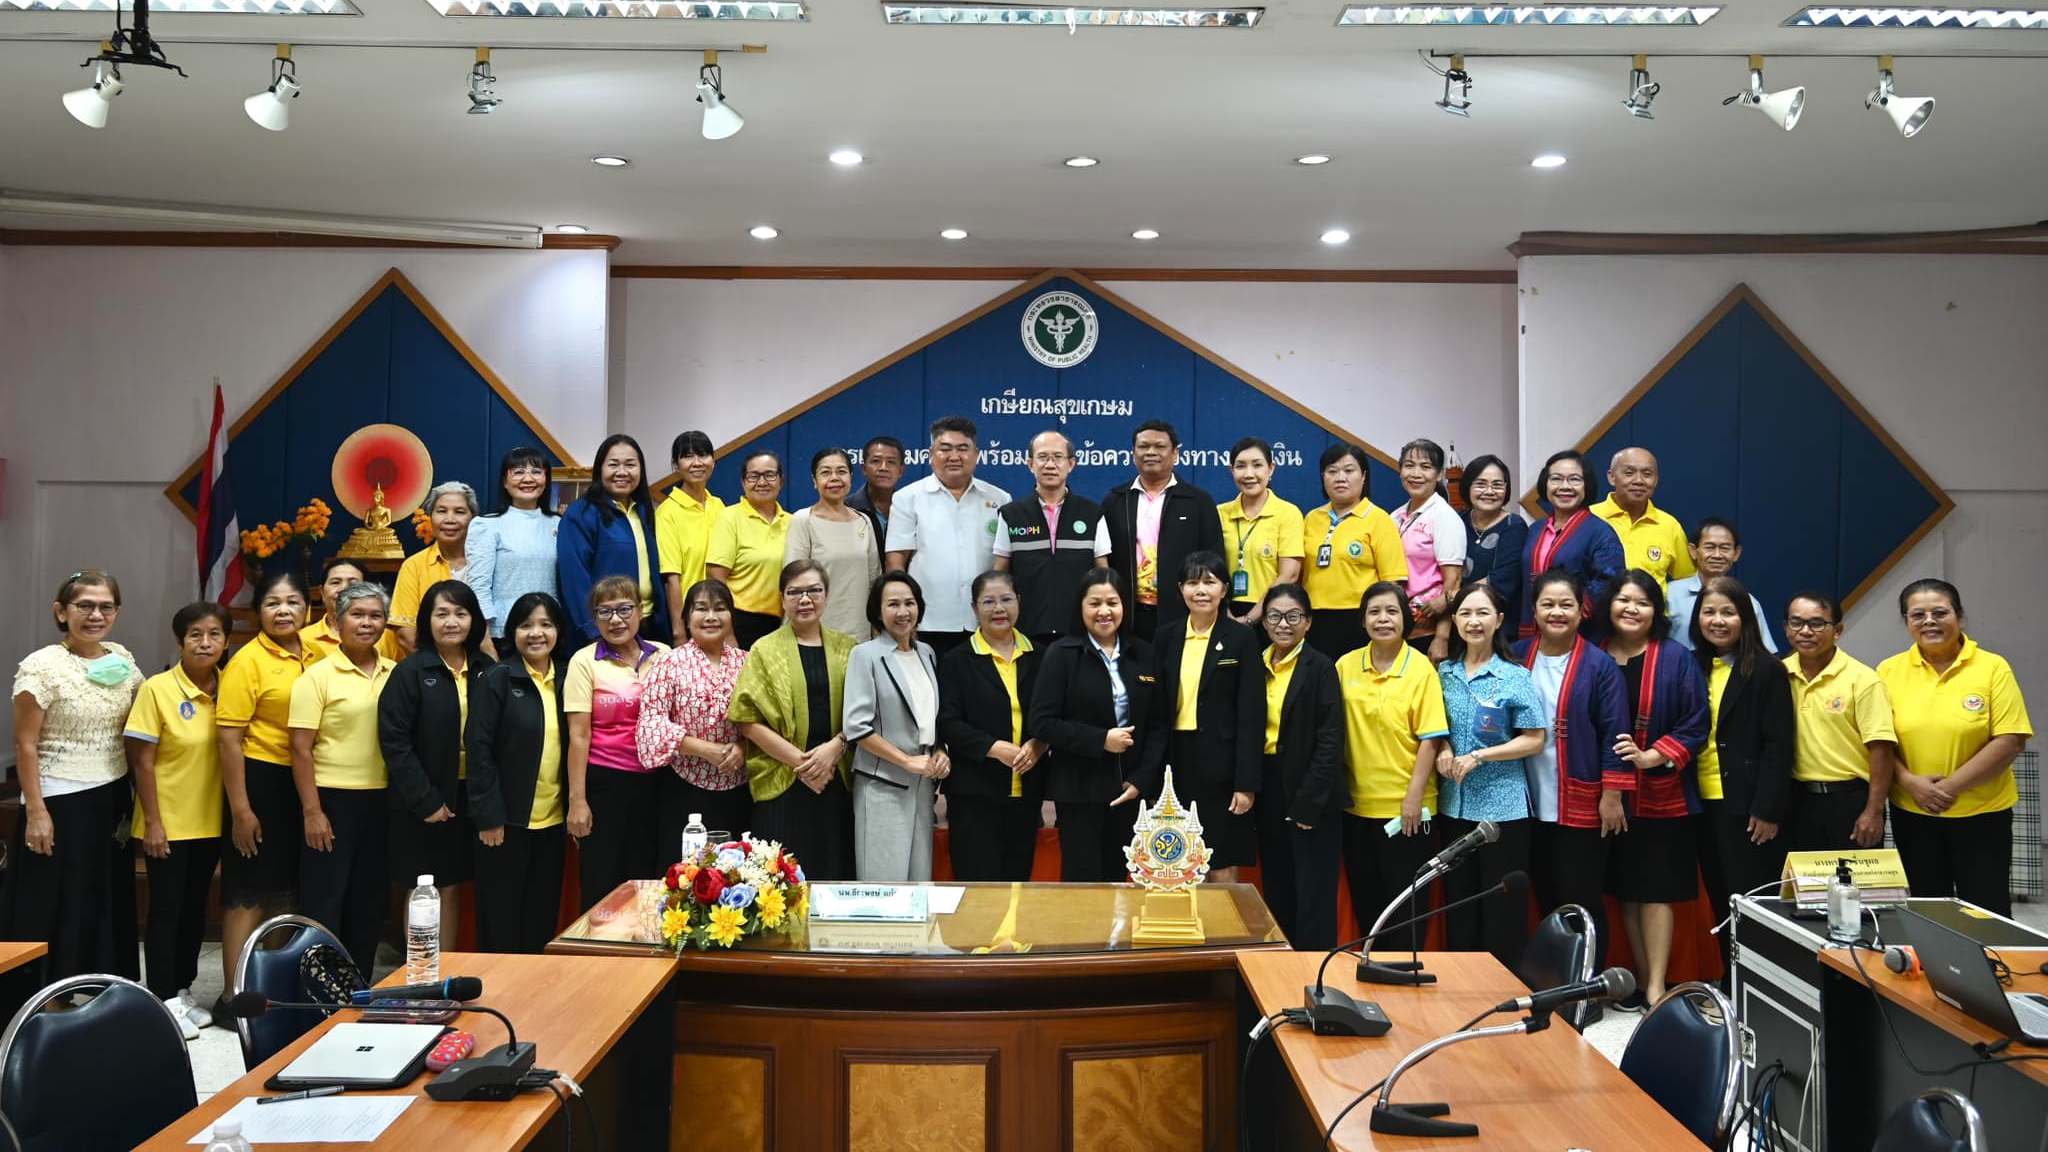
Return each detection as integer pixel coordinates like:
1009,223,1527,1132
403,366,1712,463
993,430,1111,645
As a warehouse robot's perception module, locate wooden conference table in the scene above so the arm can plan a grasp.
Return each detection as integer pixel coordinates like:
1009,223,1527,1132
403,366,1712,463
550,879,1287,1150
1238,951,1703,1150
138,950,678,1152
0,942,47,975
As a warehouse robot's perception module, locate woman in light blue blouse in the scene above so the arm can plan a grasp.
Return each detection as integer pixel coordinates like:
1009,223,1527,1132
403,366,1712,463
1436,582,1546,968
467,447,561,650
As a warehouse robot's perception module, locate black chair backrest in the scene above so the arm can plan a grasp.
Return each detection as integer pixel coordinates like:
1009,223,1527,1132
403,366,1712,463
0,977,196,1152
1619,983,1739,1148
1873,1088,1983,1152
1518,904,1596,1030
236,915,357,1069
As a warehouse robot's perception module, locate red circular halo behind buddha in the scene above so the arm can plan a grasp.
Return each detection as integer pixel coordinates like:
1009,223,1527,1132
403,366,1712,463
331,424,434,521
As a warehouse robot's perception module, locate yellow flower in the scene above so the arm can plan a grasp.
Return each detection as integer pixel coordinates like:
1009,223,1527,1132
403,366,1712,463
756,887,787,929
661,907,689,942
707,905,747,947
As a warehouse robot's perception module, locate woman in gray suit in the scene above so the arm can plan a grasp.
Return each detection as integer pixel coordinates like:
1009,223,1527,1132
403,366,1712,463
842,571,950,881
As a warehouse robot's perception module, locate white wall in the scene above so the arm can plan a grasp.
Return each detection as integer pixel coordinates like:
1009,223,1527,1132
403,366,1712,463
1517,254,2048,698
0,246,610,760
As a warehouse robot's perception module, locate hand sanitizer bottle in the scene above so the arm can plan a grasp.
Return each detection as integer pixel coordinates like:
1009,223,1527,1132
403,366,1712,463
1827,858,1862,943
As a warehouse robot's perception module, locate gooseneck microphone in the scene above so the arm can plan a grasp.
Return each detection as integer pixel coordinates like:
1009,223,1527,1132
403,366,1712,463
1302,871,1532,1037
350,976,483,1005
223,992,348,1018
1359,870,1529,987
1494,967,1636,1016
1420,819,1498,874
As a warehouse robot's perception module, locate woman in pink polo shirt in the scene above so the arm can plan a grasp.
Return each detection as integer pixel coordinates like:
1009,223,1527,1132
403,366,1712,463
1392,439,1467,660
564,574,669,909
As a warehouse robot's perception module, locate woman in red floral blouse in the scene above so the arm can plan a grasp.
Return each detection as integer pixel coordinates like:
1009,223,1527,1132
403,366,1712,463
637,578,752,860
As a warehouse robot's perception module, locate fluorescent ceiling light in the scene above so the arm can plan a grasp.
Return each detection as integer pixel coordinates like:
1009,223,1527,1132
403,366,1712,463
1531,153,1566,168
0,190,543,247
884,4,1261,27
426,0,806,17
1785,7,2048,29
1,0,358,11
1339,5,1717,26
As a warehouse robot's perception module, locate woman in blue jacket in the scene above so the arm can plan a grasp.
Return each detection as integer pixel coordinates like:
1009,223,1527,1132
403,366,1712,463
558,434,671,646
1518,450,1625,641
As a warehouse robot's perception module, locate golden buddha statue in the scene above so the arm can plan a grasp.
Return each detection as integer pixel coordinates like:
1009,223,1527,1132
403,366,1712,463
337,483,405,560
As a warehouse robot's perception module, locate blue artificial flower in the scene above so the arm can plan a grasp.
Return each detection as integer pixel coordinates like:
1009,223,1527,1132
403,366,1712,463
716,848,746,871
719,883,758,909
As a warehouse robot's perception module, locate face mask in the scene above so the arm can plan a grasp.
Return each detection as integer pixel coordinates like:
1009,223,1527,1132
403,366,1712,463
84,651,133,686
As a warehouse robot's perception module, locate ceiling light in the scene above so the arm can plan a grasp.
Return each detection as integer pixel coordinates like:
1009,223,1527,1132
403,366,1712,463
1785,7,2048,29
4,0,358,10
467,46,500,114
1866,54,1933,138
697,49,743,139
1320,228,1350,245
1432,53,1472,117
1530,153,1566,168
1131,228,1159,240
62,3,185,130
1340,5,1719,25
243,44,301,132
883,4,1261,27
939,227,968,240
553,224,589,233
1295,154,1331,165
428,0,807,17
749,224,778,239
1723,54,1803,131
828,149,864,166
62,56,123,129
1064,156,1099,168
1622,53,1660,118
0,190,543,247
591,154,631,167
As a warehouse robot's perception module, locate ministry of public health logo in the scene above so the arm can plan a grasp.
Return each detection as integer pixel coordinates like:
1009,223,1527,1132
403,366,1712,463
1021,291,1098,368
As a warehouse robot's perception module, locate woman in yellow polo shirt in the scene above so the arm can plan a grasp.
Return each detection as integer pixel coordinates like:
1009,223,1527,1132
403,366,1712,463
303,557,403,663
1303,444,1408,661
467,591,572,953
126,601,229,1009
216,569,315,1011
288,581,397,969
656,430,725,643
1219,437,1305,624
708,450,792,650
389,481,477,653
1879,579,2033,917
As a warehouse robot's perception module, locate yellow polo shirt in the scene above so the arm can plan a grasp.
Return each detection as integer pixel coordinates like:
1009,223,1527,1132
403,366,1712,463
302,614,404,664
1263,642,1303,755
217,630,319,765
1302,503,1409,610
1590,497,1694,589
971,630,1035,798
528,663,566,829
656,486,727,588
1787,649,1896,783
124,664,223,840
1879,638,2033,818
287,652,396,790
390,545,456,628
707,502,792,615
1177,622,1214,731
1338,645,1449,819
1697,659,1732,801
1218,494,1306,605
616,501,656,617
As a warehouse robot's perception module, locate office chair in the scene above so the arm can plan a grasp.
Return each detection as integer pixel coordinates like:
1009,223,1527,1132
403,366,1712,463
1873,1087,1986,1152
1517,903,1600,1030
1618,981,1742,1148
0,974,196,1152
232,913,356,1068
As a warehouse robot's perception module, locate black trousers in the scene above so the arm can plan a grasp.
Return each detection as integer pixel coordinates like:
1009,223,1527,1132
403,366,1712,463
947,795,1041,882
1256,797,1344,952
2,778,138,982
656,772,753,862
1697,800,1794,971
579,767,661,910
300,787,389,972
1054,800,1140,883
1340,813,1439,955
1790,785,1872,853
1890,806,2013,918
144,837,222,999
1441,816,1531,970
1308,607,1367,661
732,610,781,651
473,823,567,954
751,778,854,881
1531,821,1614,970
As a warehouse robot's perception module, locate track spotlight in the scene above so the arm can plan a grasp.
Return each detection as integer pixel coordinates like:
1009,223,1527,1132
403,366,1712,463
468,47,499,115
244,44,300,132
1432,53,1472,117
697,49,743,140
1723,54,1804,131
61,0,184,129
1622,54,1659,119
62,52,122,129
1866,55,1933,138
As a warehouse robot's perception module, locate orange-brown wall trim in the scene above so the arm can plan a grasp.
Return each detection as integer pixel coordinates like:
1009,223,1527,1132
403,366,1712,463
0,229,621,251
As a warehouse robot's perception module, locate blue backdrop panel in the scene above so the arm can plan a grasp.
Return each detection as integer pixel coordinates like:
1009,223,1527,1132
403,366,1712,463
1735,305,1842,620
1837,410,1938,604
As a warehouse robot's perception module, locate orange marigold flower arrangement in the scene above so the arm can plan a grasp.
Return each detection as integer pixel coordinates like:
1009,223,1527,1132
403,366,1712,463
292,498,332,543
410,507,434,544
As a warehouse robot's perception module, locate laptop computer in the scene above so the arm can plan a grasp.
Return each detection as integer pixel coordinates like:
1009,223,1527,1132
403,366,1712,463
268,1022,448,1089
1895,909,2048,1046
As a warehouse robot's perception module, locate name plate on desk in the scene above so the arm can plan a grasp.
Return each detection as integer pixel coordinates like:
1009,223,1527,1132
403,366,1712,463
809,884,931,923
1781,848,1910,907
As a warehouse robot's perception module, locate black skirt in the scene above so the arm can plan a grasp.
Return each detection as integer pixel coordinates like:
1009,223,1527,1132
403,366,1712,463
1167,733,1256,870
388,810,476,886
751,777,853,882
221,757,303,906
1,777,138,981
1606,815,1700,904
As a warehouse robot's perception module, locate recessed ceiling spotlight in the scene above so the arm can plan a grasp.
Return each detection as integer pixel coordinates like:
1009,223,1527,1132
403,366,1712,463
749,224,778,239
1531,153,1567,168
553,224,589,234
591,155,631,167
1294,154,1332,165
1131,228,1160,240
829,148,864,166
1320,228,1351,245
939,227,968,240
1063,156,1099,168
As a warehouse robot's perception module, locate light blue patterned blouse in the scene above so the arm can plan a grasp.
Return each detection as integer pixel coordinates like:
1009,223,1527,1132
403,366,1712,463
1435,655,1546,823
466,507,560,638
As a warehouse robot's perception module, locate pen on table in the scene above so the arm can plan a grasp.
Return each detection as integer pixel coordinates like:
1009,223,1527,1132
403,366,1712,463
258,1085,346,1105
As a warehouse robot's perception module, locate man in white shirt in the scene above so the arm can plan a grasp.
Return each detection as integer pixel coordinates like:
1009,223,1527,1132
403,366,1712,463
1667,516,1777,652
885,415,1011,655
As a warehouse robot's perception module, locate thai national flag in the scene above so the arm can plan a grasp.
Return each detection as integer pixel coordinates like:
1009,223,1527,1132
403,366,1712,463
198,383,243,605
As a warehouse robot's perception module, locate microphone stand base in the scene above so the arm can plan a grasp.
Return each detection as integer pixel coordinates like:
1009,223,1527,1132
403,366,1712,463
1302,985,1391,1037
1355,959,1438,986
425,1040,538,1101
1369,1101,1478,1138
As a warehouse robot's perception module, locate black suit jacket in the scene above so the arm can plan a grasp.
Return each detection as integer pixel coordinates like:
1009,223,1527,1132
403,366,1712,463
1708,655,1795,824
1100,479,1225,626
379,648,495,821
1136,615,1264,796
936,642,1047,802
1029,636,1165,804
1267,645,1349,826
464,658,568,832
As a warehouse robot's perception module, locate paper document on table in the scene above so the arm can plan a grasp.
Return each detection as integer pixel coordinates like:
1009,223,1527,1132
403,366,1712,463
187,1095,414,1144
928,885,966,915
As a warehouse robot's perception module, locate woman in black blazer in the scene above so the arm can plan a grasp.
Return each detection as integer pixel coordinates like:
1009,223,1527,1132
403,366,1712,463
1247,583,1348,950
938,571,1048,881
379,580,492,941
1134,551,1265,881
1691,576,1795,961
1030,570,1164,882
465,592,572,953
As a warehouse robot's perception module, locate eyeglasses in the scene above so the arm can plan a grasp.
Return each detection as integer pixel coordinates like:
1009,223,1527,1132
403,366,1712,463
594,605,638,622
1265,610,1307,626
1784,617,1834,633
508,465,546,478
1548,475,1585,487
1468,480,1507,492
744,471,781,483
784,586,826,601
1031,453,1069,464
1906,608,1954,624
977,595,1019,609
68,601,119,618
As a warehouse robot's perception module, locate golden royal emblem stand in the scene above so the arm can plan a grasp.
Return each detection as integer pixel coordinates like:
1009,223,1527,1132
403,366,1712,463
1124,767,1211,945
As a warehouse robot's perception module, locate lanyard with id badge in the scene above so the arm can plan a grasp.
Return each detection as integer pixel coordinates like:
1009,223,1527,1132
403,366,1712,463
1232,517,1258,598
1315,507,1352,570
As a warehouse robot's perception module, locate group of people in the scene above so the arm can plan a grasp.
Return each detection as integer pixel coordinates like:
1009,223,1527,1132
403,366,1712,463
6,419,2030,1025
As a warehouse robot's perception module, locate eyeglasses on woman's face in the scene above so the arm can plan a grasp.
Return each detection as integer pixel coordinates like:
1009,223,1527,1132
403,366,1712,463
784,585,826,602
594,604,638,622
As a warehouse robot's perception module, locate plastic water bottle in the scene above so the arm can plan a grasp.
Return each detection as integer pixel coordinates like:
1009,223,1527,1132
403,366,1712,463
681,812,708,861
203,1120,254,1152
406,873,441,984
1827,858,1862,943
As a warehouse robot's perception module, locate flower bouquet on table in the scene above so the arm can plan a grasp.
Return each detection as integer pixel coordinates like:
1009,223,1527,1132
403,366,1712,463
658,836,807,951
